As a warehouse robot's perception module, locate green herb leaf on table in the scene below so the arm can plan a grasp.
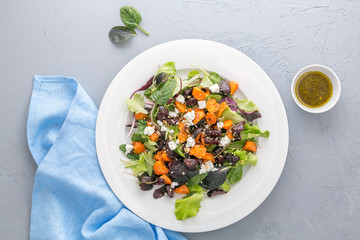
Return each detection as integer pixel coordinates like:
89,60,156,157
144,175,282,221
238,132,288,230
174,193,203,220
109,26,137,44
126,94,148,114
120,6,149,35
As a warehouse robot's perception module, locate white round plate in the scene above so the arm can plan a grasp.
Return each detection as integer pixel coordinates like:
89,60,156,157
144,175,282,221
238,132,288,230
96,39,289,233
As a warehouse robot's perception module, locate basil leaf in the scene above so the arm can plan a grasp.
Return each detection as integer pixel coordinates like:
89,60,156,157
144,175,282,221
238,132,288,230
150,78,177,105
109,26,136,44
227,163,243,185
120,6,149,35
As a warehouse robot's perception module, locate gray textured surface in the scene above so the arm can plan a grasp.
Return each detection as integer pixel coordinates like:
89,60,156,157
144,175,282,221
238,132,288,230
1,0,360,239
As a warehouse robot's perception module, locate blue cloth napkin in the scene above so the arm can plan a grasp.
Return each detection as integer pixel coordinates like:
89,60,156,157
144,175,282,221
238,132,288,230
27,75,187,240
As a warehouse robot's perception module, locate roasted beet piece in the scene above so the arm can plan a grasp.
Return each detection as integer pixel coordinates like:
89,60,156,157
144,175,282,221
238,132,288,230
207,189,226,197
232,122,245,139
184,158,199,170
205,129,222,137
166,116,179,126
185,97,198,107
139,176,154,191
219,80,231,96
216,155,225,164
153,186,166,199
191,127,204,138
225,153,240,166
156,106,169,121
183,86,194,97
204,138,220,145
165,185,174,198
169,159,189,183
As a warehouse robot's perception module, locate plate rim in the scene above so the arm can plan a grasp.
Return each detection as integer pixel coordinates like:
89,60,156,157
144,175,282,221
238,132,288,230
96,39,289,232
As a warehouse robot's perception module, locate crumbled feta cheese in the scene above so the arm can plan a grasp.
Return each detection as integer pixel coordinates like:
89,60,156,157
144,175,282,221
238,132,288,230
217,121,224,129
157,120,163,127
175,139,180,144
220,136,231,147
174,108,180,114
169,129,175,134
198,101,206,109
199,161,218,174
184,110,195,124
169,111,177,118
125,144,134,155
185,136,195,148
161,126,168,132
168,141,177,150
144,126,155,136
176,95,185,104
171,182,179,188
209,84,220,93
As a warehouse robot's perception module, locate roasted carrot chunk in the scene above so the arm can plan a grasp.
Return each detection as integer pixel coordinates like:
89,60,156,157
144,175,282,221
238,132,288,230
135,112,148,120
178,121,186,132
153,161,169,175
202,152,215,163
229,81,239,95
174,185,190,194
153,151,164,161
149,132,159,142
222,119,233,130
132,142,145,154
193,108,205,124
243,141,257,152
192,87,206,101
206,99,220,113
226,131,234,140
217,102,228,118
205,112,217,126
178,131,188,144
160,175,172,185
161,151,171,162
189,145,207,159
175,101,187,113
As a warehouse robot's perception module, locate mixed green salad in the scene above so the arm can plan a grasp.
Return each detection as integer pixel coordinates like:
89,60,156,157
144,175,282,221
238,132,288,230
120,62,269,220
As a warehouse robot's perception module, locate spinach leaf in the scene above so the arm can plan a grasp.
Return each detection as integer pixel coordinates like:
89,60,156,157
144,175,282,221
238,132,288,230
150,78,177,105
131,133,148,143
120,6,149,35
109,26,136,44
187,173,208,186
136,120,147,134
227,162,243,185
205,93,222,102
208,72,223,84
227,140,246,149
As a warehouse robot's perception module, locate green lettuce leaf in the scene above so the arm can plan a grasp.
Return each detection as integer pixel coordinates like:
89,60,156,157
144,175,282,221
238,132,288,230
136,120,147,134
220,107,246,123
240,123,270,140
225,148,258,166
234,99,258,112
188,70,199,79
156,61,176,76
126,94,148,114
132,156,148,176
200,76,213,88
174,193,203,220
187,185,204,193
205,93,222,102
219,181,231,192
245,152,258,166
141,151,154,176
